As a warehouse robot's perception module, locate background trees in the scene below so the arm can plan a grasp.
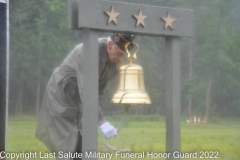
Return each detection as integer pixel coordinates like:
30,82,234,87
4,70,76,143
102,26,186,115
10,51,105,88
9,0,240,120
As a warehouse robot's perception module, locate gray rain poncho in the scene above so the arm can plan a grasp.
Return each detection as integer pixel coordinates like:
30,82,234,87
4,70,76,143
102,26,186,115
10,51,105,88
35,37,118,154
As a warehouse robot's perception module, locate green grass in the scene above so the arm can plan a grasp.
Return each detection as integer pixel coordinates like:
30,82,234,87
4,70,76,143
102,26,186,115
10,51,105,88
5,115,240,160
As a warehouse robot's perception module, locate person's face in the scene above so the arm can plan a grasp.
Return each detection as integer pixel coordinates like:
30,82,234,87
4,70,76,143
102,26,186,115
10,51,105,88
107,41,125,63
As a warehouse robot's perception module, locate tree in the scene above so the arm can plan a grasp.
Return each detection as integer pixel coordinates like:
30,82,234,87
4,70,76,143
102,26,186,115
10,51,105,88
10,0,80,115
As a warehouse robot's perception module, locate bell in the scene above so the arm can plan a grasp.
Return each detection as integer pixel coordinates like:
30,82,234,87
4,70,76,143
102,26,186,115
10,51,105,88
111,42,151,104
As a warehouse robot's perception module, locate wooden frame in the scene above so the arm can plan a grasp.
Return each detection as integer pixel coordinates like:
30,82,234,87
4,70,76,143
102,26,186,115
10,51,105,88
68,0,193,159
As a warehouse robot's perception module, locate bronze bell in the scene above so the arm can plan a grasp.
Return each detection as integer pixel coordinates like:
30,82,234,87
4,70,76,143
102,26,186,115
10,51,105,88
111,42,151,104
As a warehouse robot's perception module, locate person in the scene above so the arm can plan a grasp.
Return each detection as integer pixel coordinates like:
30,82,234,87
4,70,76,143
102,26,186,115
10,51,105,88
35,33,134,160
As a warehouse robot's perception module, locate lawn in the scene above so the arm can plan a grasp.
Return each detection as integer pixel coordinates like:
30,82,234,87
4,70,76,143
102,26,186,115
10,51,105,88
5,115,240,160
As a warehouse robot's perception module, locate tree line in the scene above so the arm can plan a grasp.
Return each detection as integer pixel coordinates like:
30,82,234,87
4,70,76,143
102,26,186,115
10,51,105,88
9,0,240,121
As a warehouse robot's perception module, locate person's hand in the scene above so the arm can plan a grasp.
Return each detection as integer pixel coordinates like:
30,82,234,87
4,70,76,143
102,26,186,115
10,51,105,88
99,122,118,138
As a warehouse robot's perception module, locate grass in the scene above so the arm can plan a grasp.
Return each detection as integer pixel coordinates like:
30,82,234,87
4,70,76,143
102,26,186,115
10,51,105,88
5,115,240,160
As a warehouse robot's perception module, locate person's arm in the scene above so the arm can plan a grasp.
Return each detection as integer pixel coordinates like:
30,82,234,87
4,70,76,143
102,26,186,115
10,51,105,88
98,106,117,138
98,118,106,126
98,106,106,126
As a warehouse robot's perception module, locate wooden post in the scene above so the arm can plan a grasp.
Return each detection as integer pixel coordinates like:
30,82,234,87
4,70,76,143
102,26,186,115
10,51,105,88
0,0,7,154
165,37,181,160
82,28,99,160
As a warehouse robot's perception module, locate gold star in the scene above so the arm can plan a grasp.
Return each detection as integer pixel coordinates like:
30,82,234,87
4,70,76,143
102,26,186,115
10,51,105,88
105,6,120,25
161,12,176,29
133,9,147,27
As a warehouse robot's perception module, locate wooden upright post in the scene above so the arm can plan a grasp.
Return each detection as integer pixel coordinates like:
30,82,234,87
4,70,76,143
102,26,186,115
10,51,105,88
82,28,99,160
165,37,181,160
0,0,7,155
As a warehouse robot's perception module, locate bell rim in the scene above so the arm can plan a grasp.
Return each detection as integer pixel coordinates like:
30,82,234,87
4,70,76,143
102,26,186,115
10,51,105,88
111,91,152,104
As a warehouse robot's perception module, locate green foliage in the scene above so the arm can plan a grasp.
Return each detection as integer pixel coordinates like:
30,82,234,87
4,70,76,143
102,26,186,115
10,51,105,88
9,0,240,117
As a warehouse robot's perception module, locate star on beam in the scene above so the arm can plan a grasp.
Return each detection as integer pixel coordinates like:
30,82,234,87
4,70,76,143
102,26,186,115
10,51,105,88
133,9,147,27
161,12,176,30
105,6,120,25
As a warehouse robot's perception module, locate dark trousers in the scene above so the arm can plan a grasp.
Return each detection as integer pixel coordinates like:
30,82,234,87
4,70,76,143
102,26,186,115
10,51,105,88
73,133,82,160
